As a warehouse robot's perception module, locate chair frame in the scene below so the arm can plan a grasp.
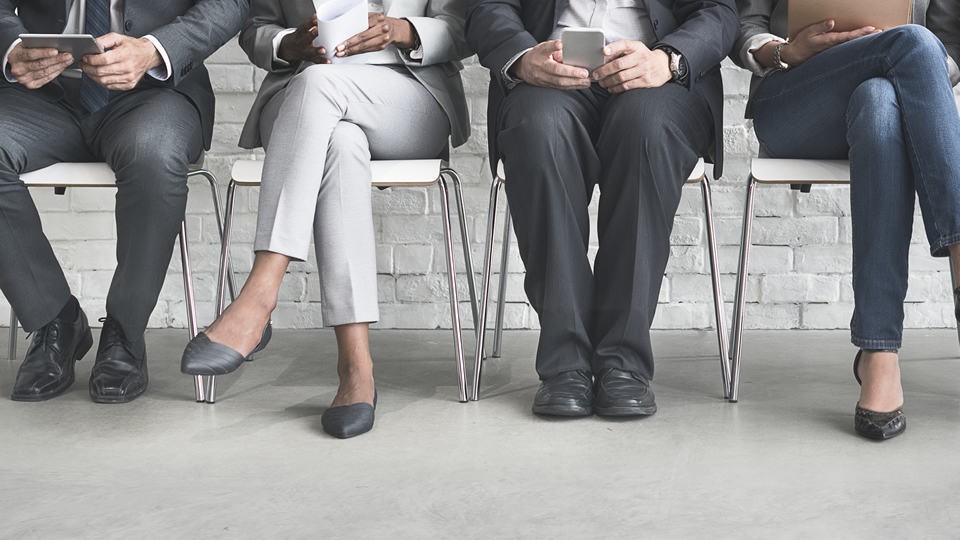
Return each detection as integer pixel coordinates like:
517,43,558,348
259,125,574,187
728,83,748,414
471,159,732,401
728,158,960,403
211,159,478,404
7,163,228,404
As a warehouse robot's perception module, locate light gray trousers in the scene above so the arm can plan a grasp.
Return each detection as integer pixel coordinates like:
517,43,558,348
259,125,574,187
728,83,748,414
256,64,449,327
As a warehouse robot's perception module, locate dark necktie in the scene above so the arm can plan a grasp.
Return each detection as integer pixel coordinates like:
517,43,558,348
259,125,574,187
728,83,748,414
80,0,110,113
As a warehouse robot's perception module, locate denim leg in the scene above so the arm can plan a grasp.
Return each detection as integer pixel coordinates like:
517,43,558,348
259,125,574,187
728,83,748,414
847,79,913,350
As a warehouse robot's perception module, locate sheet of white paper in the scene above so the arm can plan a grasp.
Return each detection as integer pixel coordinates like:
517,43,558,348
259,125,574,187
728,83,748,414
312,0,368,64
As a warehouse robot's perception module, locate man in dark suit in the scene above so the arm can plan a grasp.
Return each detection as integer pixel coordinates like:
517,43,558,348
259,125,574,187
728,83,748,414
466,0,737,417
0,0,247,403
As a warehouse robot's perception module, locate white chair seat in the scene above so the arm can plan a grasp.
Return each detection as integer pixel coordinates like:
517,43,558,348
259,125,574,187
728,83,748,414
231,159,444,187
752,158,851,184
20,162,117,187
496,158,707,183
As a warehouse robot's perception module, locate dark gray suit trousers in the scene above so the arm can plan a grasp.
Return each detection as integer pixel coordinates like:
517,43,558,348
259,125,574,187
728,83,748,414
498,83,712,382
0,82,202,340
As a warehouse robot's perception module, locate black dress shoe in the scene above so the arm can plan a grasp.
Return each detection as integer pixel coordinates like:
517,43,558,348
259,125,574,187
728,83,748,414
853,350,906,441
89,316,148,404
181,324,273,375
11,297,93,402
322,391,377,439
593,368,657,417
532,370,593,417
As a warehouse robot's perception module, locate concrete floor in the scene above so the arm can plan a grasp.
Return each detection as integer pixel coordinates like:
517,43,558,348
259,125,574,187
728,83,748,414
1,328,960,539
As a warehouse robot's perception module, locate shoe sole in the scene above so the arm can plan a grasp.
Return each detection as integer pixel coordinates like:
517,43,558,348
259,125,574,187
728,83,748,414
532,404,593,417
594,404,658,417
89,383,147,404
10,328,93,402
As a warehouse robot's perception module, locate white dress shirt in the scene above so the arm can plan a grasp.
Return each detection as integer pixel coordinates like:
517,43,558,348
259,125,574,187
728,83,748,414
3,0,172,84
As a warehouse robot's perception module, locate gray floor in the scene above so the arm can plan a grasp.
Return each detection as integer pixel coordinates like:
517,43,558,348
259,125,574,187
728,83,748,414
1,328,959,539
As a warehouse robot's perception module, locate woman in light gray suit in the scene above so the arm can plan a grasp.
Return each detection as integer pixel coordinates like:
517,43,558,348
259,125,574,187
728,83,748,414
732,0,960,440
181,0,471,439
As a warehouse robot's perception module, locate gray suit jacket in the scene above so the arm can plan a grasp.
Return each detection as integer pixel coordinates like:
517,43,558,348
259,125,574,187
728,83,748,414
0,0,249,149
465,0,739,177
733,0,960,105
238,0,471,149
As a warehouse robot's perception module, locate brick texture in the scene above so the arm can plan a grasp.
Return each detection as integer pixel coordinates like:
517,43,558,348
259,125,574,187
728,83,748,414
6,41,960,332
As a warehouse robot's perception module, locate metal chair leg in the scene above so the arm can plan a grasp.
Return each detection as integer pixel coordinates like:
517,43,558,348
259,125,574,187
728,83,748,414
492,206,511,359
443,168,479,332
437,177,468,402
472,177,505,401
190,169,237,302
728,174,759,403
179,221,206,403
700,177,731,399
8,309,17,360
216,181,239,317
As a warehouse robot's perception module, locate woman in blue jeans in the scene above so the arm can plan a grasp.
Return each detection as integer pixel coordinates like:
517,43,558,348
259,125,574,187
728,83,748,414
733,0,960,440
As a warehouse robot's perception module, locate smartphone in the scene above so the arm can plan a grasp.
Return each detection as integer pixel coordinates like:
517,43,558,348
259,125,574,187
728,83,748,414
20,34,103,60
561,28,605,71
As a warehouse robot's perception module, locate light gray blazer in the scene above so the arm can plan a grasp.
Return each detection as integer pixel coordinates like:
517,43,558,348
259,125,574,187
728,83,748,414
238,0,471,149
732,0,960,103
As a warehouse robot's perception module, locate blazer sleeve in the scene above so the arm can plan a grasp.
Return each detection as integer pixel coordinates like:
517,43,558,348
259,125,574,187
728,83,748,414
403,0,471,66
148,0,250,86
657,0,739,89
0,0,26,58
239,0,297,73
927,0,960,85
465,0,538,89
731,0,778,69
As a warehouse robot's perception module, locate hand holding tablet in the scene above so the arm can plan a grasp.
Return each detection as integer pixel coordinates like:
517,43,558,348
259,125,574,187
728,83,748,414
8,34,102,89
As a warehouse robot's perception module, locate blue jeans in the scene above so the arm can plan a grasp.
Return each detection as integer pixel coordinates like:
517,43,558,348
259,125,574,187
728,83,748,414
751,25,960,350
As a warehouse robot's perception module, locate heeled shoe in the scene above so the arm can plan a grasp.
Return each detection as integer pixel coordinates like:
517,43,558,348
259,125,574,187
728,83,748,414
180,323,272,376
853,350,906,441
321,391,377,439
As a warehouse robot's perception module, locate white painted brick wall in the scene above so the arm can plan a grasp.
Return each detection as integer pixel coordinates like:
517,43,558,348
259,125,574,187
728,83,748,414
5,41,960,333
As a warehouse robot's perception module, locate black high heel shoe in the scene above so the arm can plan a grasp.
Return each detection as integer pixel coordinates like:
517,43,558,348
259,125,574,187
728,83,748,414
180,322,272,376
322,391,377,439
853,350,906,441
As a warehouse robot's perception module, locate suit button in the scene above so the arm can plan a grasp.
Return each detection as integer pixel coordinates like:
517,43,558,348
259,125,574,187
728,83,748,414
653,19,659,29
124,20,133,31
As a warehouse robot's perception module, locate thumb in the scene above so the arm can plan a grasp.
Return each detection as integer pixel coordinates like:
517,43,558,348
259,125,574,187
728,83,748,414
95,32,124,51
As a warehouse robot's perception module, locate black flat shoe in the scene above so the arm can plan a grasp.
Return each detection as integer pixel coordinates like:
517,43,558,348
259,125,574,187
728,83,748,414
532,370,593,417
593,368,657,417
852,350,906,441
89,316,148,404
11,297,92,402
180,324,272,376
322,391,377,439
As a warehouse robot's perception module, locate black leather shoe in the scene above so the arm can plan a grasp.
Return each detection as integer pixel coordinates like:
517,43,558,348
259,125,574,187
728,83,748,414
593,368,657,417
322,391,377,439
89,316,148,404
11,297,93,401
181,324,273,375
853,350,906,441
532,370,593,417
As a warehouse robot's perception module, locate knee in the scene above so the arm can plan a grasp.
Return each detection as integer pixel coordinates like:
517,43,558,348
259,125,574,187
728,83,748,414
499,87,587,153
110,132,189,199
288,65,349,105
883,24,947,63
847,78,900,135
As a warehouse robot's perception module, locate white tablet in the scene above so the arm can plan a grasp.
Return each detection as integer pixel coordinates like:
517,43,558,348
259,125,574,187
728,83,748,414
19,34,104,58
787,0,912,40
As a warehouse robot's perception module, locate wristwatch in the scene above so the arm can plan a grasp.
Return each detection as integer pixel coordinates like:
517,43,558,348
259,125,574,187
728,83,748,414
657,46,689,85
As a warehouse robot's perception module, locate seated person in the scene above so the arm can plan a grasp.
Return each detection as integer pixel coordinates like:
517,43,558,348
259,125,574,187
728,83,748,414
732,0,960,440
0,0,247,403
465,0,737,418
181,0,470,439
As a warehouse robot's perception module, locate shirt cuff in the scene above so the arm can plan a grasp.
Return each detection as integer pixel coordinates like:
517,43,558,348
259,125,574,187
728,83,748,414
143,35,172,81
502,47,532,90
3,38,21,83
272,29,297,67
742,33,786,78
